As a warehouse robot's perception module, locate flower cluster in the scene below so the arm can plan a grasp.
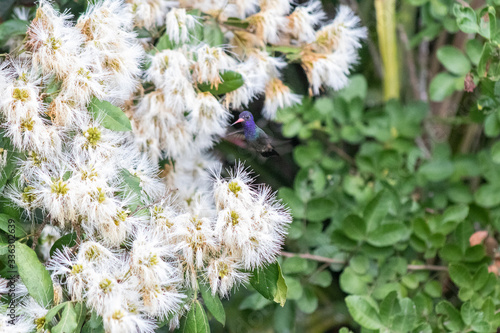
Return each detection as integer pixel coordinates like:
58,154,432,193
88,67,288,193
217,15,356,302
0,0,364,332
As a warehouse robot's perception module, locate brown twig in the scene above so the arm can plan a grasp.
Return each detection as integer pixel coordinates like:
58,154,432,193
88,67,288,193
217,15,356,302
398,25,420,100
281,251,449,272
327,144,356,166
31,216,50,250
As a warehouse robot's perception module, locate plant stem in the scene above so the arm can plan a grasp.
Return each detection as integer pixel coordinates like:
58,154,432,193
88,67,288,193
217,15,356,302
375,0,400,100
281,251,448,271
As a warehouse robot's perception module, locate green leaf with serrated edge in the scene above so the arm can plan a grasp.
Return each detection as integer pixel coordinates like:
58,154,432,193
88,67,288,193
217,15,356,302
179,300,210,333
118,169,143,211
50,232,77,257
367,224,408,247
392,298,417,332
273,262,287,307
15,242,54,307
87,97,132,131
345,295,382,330
449,263,472,288
198,71,244,95
0,214,27,238
200,283,225,325
44,302,69,329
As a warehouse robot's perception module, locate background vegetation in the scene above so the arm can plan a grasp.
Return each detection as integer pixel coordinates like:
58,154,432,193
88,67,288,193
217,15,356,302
1,0,500,332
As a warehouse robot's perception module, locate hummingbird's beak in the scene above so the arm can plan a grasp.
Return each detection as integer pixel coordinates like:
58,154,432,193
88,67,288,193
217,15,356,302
231,118,244,126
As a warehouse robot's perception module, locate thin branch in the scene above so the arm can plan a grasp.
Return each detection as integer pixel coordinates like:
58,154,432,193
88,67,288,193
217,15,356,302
398,25,419,100
31,216,50,250
327,144,356,166
281,251,449,272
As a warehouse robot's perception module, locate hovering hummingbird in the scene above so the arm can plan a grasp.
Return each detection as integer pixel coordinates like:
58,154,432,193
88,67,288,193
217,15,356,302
231,111,279,157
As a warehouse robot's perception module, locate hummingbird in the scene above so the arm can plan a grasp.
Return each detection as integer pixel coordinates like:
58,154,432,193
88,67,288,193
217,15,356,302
231,111,279,157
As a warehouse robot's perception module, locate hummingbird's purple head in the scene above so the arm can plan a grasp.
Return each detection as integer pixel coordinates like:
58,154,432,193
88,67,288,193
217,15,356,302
231,111,253,126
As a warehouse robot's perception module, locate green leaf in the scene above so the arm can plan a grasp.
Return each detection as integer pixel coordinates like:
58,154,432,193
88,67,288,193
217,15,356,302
349,255,369,275
118,169,143,211
296,287,317,314
306,198,333,222
429,72,461,102
364,191,392,232
340,267,369,295
15,242,54,307
342,215,367,242
224,17,249,29
453,4,479,33
424,280,442,298
436,300,465,331
44,302,69,328
198,71,244,95
419,159,454,181
437,46,471,75
239,292,272,310
442,204,469,223
156,33,175,51
345,295,382,330
491,141,500,164
52,302,87,333
282,256,307,274
0,214,27,238
274,263,287,307
180,300,210,333
203,20,224,47
439,244,464,262
484,113,500,137
250,262,287,306
367,224,408,247
0,149,21,191
87,98,131,131
474,184,500,208
392,298,417,332
278,188,305,219
466,39,483,65
309,270,332,288
460,302,474,326
0,20,28,46
82,312,104,333
50,232,77,257
380,291,400,327
200,283,225,325
449,263,472,288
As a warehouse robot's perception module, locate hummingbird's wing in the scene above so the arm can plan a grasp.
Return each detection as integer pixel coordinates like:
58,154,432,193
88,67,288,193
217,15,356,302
253,128,279,157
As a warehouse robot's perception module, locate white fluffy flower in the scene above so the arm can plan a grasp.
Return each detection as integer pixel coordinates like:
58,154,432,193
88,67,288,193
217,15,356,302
165,8,198,44
262,77,301,120
287,0,325,43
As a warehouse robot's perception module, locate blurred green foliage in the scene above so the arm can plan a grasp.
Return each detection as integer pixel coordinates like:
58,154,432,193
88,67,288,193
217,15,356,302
218,1,500,332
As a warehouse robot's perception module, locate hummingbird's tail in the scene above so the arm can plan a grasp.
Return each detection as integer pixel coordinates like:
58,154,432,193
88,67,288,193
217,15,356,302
261,149,279,157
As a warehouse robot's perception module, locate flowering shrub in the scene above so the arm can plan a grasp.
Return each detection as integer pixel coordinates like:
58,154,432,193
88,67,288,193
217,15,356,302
0,0,364,332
